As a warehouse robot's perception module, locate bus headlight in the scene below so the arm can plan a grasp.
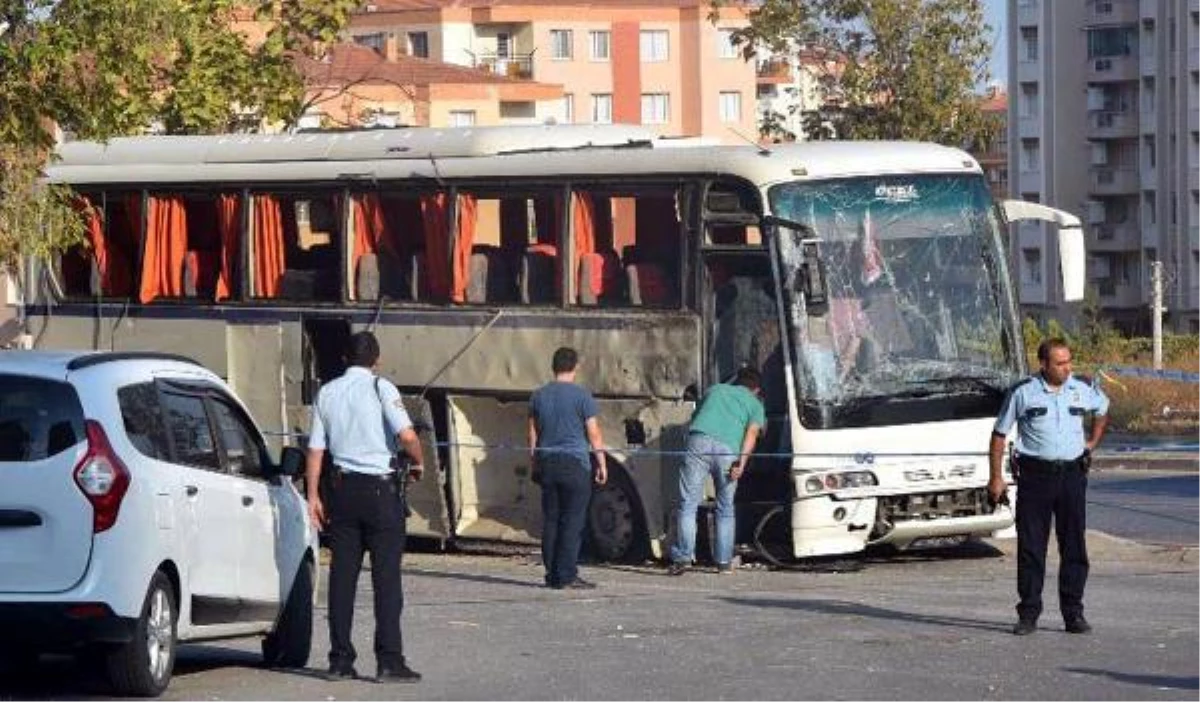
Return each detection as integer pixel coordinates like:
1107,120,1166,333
802,471,878,494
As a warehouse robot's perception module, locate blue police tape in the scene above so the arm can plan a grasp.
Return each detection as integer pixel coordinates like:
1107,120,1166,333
1101,365,1200,384
260,432,1197,459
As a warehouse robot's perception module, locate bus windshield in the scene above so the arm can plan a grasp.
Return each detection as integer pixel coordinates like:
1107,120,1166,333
769,174,1021,429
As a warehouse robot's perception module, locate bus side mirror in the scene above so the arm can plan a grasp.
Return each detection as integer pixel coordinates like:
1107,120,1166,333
999,200,1085,302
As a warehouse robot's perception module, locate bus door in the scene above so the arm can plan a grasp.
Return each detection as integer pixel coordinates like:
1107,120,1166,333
699,240,792,541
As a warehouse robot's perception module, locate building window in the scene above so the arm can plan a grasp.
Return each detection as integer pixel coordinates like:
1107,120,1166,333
1087,27,1137,58
1144,135,1156,169
1022,248,1042,284
592,93,612,124
640,30,669,62
550,29,573,60
449,110,476,127
640,93,669,124
589,31,610,61
408,31,429,58
1020,139,1040,171
1020,27,1038,61
562,93,574,123
718,91,741,122
1019,82,1039,117
717,29,738,59
1145,191,1157,224
497,32,511,59
354,33,385,53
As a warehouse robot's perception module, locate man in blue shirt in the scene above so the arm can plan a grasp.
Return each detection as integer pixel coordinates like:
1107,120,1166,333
668,366,766,575
528,346,608,589
989,338,1109,636
305,331,425,683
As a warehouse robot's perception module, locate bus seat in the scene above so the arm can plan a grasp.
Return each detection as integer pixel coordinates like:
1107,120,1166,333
183,250,219,298
467,245,516,304
279,270,318,300
625,262,672,306
519,244,557,304
356,253,380,301
577,250,622,305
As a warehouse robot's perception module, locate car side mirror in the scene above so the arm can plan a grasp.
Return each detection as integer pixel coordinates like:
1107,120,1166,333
279,446,306,477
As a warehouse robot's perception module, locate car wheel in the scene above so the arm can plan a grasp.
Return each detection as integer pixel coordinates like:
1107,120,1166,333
261,559,313,669
106,571,176,697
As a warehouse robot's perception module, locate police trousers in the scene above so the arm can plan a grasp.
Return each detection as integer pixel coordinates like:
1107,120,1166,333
1014,456,1089,621
325,468,408,670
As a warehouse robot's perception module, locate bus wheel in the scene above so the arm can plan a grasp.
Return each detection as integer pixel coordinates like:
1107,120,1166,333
587,466,649,563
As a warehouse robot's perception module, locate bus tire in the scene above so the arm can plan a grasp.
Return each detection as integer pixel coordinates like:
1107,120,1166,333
586,462,649,564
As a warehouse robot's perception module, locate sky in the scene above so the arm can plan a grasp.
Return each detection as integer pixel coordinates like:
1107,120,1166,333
985,0,1007,87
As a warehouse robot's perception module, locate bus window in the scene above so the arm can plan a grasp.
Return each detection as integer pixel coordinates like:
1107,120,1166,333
250,191,340,302
575,185,683,308
350,192,426,302
59,194,140,299
139,192,242,302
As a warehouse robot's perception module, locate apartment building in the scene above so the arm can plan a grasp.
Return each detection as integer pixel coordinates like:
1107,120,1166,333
345,0,757,142
754,49,841,142
1008,0,1199,333
979,87,1010,201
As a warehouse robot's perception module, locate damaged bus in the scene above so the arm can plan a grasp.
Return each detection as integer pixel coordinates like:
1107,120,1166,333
17,125,1086,561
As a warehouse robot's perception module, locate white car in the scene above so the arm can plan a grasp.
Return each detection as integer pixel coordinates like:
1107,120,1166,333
0,350,317,697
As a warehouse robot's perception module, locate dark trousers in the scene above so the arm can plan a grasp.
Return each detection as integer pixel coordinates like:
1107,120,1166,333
539,455,592,587
1014,460,1089,622
325,471,407,670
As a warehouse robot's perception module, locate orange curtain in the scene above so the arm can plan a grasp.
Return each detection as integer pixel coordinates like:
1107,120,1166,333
253,195,286,298
75,198,108,293
353,193,400,263
571,191,596,279
215,194,241,301
420,193,451,299
452,194,477,304
139,196,188,303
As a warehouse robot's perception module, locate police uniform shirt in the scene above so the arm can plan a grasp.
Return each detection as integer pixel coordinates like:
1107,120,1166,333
993,373,1110,461
308,366,413,475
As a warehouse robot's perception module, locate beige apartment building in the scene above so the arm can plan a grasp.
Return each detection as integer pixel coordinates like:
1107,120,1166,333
344,0,758,142
1008,0,1199,333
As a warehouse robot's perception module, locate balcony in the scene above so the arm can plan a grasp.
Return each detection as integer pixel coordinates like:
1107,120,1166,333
471,51,534,80
1016,60,1040,83
1086,0,1139,25
1097,280,1143,307
1017,0,1039,27
1139,0,1158,17
1086,110,1138,138
1090,166,1139,194
1019,280,1047,305
1089,222,1139,250
757,58,792,83
1087,54,1138,82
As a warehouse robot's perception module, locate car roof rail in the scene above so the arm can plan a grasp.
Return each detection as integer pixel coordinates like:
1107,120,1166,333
65,351,204,372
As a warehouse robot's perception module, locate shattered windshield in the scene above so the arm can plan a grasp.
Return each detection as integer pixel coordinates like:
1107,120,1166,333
769,174,1020,428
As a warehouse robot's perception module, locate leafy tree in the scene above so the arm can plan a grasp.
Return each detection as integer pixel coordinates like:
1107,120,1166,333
0,0,356,293
722,0,998,148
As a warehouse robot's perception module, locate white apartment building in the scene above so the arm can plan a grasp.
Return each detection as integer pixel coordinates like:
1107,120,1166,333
1008,0,1199,333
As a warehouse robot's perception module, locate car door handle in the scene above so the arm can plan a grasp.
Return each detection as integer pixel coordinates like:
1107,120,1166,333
185,485,199,497
242,495,254,507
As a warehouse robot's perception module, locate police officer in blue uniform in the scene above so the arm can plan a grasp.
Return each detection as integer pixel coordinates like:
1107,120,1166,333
305,331,424,682
988,338,1109,636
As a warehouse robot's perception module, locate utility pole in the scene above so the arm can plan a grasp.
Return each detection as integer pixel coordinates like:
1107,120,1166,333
1150,260,1164,371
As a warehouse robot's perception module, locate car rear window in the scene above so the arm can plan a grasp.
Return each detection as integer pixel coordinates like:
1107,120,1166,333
0,374,85,461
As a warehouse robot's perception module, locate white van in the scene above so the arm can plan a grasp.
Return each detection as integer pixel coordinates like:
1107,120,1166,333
0,351,317,696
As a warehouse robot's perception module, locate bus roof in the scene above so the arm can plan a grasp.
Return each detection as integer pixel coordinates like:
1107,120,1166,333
47,125,982,188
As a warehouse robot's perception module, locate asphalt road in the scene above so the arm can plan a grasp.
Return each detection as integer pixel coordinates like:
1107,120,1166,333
1089,469,1199,546
2,528,1196,700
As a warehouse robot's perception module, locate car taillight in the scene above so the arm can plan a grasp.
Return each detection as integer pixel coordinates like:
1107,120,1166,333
73,420,130,533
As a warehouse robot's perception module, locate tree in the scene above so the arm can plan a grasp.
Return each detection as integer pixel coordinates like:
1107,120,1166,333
0,0,357,288
723,0,997,147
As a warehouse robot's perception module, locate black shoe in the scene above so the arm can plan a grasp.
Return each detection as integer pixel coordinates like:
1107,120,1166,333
562,578,597,590
1064,615,1092,634
325,664,358,681
1011,619,1037,636
375,663,422,683
667,562,688,576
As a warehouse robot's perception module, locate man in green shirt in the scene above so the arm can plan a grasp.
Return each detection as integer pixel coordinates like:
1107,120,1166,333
668,366,765,575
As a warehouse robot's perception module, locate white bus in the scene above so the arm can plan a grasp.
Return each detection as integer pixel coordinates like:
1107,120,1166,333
18,124,1085,561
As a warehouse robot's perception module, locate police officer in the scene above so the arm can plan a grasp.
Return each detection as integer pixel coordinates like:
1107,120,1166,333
988,338,1109,636
305,331,424,682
